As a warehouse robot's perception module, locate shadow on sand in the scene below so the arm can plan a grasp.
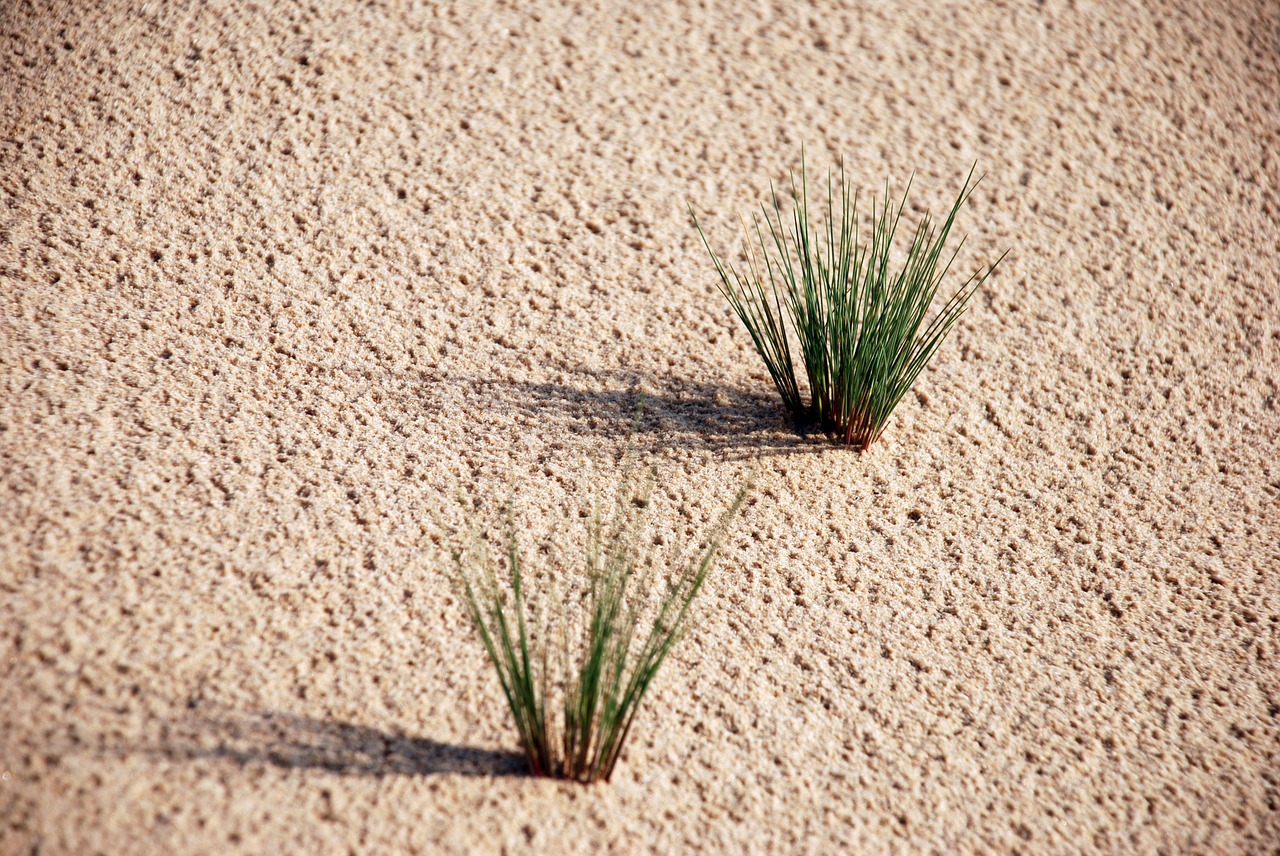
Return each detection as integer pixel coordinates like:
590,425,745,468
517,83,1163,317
430,369,833,459
281,351,838,457
150,711,526,778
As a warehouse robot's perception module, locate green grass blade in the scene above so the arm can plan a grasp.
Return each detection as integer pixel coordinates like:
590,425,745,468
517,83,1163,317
692,155,1006,448
447,450,748,783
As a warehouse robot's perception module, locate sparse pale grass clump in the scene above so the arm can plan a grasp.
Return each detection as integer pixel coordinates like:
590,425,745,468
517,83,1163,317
691,154,1007,450
446,462,748,783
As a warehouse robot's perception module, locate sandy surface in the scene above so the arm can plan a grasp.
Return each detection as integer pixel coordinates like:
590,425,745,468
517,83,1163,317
3,0,1279,852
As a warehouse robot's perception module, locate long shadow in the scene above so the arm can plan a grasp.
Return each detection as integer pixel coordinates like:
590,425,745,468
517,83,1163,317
152,711,526,778
280,350,836,456
427,369,833,458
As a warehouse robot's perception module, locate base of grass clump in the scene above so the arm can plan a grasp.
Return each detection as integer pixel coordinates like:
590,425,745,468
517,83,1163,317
445,461,747,784
691,153,1008,450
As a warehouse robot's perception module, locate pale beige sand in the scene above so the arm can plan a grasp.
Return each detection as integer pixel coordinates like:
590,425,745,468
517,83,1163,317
3,0,1279,852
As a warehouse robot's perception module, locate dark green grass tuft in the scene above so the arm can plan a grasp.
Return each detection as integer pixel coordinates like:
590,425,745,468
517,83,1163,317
691,154,1007,450
448,464,748,783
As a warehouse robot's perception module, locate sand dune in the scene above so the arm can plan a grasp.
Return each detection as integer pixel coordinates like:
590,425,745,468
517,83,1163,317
2,0,1278,852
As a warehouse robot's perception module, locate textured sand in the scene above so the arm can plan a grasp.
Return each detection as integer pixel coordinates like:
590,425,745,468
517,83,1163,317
3,0,1279,852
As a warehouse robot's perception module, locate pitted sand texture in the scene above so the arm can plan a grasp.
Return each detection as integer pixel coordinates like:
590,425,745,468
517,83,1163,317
3,0,1279,853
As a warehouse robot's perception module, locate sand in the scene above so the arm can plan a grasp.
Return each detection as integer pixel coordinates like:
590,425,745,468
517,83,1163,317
2,0,1278,852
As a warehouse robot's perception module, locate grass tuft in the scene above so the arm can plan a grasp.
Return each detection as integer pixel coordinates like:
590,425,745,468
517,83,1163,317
691,153,1008,449
447,454,748,783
